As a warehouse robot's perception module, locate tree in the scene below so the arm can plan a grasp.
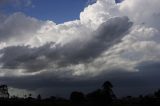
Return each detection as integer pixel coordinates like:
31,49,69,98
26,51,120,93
70,91,85,104
24,94,27,99
0,85,9,98
86,89,102,103
154,89,160,97
29,93,32,97
101,81,116,104
86,81,116,105
102,81,113,90
37,94,42,100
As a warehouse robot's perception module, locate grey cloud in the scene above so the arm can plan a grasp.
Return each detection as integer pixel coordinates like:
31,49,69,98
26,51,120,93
102,61,160,97
0,13,43,42
0,16,132,72
1,61,160,97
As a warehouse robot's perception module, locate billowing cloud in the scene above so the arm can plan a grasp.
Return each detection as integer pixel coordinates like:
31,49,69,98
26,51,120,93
0,13,43,44
0,16,132,73
0,0,160,97
119,0,160,29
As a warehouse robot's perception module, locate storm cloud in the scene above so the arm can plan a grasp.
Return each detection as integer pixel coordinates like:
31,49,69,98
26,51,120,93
0,0,160,97
0,16,132,72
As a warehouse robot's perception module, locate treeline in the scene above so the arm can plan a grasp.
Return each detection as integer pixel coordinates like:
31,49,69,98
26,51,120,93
1,81,160,106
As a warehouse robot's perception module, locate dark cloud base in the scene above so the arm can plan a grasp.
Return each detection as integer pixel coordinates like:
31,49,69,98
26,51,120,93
1,61,160,98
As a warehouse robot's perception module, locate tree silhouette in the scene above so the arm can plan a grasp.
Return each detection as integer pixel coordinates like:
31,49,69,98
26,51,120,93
154,89,160,97
29,93,32,97
101,81,116,104
86,89,102,103
37,94,41,100
86,81,116,105
70,91,85,104
0,85,9,98
1,82,160,106
27,93,33,101
102,81,113,90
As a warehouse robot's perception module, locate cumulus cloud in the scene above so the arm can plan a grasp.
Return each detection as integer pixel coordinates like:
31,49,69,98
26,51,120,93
119,0,160,29
0,13,43,45
0,0,160,97
80,0,119,29
0,16,132,73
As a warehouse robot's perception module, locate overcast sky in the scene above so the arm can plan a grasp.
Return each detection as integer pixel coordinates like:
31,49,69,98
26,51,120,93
0,0,160,98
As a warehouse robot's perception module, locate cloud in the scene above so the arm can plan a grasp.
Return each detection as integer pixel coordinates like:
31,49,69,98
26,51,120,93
2,61,160,98
80,0,118,29
0,13,43,45
0,16,132,73
119,0,160,29
0,0,160,97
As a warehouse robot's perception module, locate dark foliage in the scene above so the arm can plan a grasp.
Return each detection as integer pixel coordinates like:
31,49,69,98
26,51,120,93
70,91,85,105
154,89,160,97
86,81,115,105
0,85,9,98
0,81,160,106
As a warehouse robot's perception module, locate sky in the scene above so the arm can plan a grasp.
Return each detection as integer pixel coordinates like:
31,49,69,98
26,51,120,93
0,0,160,98
0,0,89,23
